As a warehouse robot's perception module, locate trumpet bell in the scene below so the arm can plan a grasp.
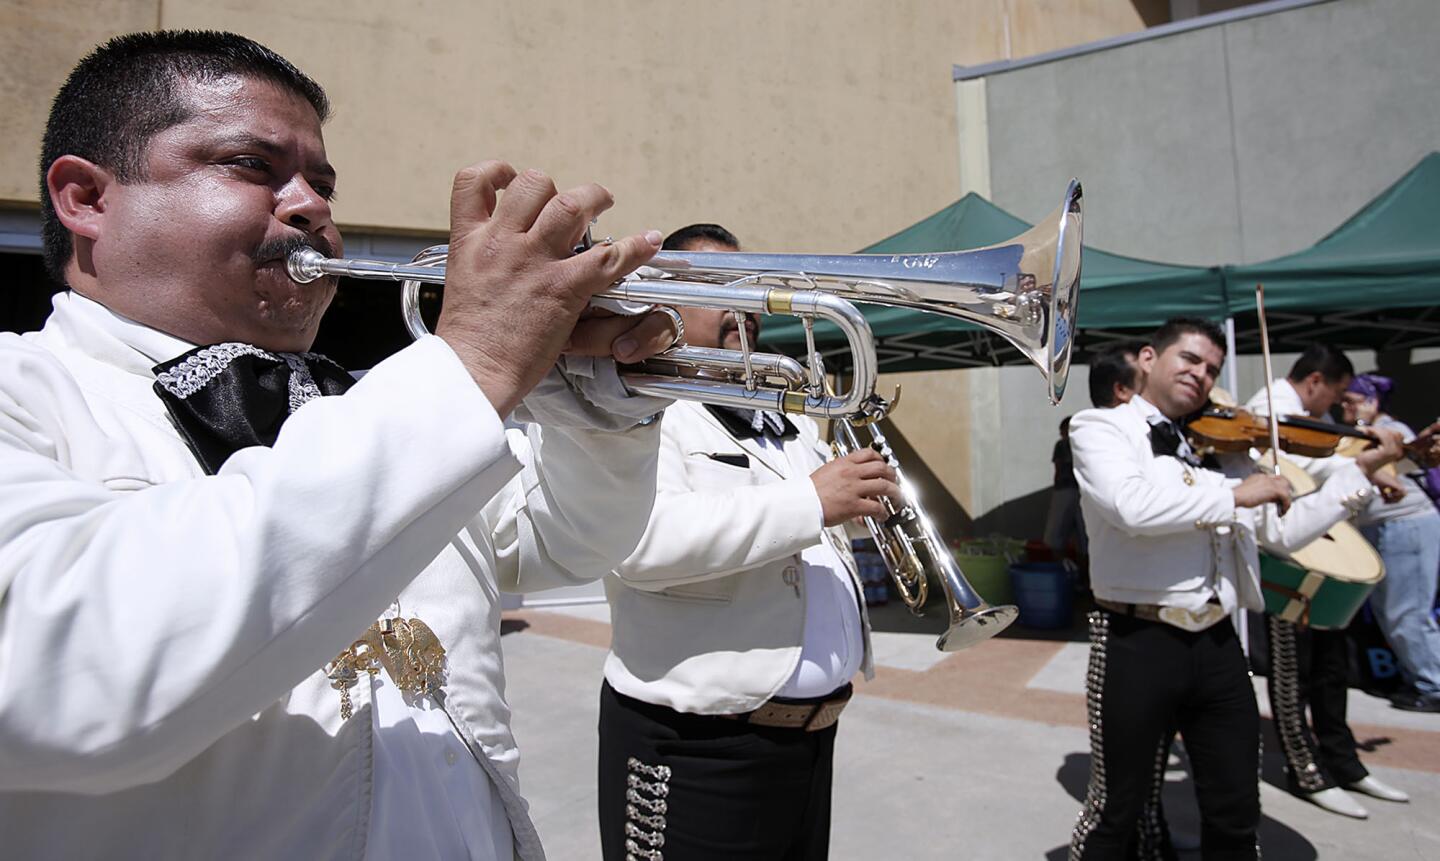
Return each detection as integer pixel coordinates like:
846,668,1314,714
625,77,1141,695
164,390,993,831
650,178,1083,404
937,605,1019,652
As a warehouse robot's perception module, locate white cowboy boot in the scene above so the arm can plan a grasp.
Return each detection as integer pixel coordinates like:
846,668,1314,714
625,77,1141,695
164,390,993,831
1344,775,1409,803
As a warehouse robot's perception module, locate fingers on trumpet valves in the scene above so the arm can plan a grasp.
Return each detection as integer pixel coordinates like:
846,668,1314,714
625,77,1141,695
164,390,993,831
870,479,904,507
449,160,518,232
564,230,664,294
562,305,683,363
489,168,563,233
532,182,614,255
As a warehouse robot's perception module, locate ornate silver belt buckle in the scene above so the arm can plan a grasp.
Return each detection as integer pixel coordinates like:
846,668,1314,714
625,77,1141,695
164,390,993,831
1158,604,1226,632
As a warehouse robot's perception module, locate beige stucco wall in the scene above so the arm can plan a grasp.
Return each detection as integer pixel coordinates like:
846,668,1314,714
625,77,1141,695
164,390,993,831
1,0,1158,525
5,0,1154,250
0,0,159,209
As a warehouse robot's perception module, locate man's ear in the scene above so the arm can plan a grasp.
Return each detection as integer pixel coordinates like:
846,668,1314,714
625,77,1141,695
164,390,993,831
1137,344,1157,373
46,155,114,243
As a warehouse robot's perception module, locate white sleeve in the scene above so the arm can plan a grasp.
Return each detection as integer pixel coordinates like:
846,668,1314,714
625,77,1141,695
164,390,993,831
1070,409,1235,537
1254,460,1372,555
607,425,822,592
490,416,664,594
1269,450,1352,483
0,336,520,794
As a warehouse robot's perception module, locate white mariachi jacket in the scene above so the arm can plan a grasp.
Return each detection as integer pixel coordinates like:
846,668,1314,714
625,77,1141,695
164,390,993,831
603,399,874,716
0,293,662,860
1069,396,1372,615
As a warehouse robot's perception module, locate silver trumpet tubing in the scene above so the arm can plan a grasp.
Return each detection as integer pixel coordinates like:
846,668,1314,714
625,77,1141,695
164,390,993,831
287,181,1081,651
822,357,1019,651
286,179,1083,417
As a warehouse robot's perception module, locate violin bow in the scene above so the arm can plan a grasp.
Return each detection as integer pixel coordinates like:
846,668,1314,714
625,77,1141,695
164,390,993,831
1255,284,1284,477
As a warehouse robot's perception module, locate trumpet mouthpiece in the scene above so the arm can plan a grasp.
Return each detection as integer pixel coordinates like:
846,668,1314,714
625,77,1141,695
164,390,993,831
286,247,328,284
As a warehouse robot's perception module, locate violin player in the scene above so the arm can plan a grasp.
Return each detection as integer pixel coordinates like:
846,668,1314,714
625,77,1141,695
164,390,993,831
1066,318,1404,860
1245,349,1415,818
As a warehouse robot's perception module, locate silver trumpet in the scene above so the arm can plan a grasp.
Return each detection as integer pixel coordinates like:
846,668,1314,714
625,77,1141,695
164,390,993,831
287,180,1083,650
823,353,1019,650
287,179,1082,416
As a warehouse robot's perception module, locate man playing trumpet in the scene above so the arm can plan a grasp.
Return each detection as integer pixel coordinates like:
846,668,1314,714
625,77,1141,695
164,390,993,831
597,223,902,860
0,29,681,860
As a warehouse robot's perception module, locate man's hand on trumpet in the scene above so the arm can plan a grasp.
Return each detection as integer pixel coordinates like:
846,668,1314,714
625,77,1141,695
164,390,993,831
435,160,665,416
563,305,684,365
811,447,903,527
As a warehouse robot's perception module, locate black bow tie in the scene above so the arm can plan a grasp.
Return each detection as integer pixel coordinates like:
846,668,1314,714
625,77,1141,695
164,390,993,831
705,404,799,441
153,343,354,474
1148,416,1204,468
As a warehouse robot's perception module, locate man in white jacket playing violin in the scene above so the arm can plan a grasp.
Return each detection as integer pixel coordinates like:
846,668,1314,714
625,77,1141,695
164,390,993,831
1066,317,1402,861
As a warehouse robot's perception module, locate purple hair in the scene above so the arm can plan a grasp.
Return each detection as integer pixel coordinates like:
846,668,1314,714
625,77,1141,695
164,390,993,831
1347,373,1394,407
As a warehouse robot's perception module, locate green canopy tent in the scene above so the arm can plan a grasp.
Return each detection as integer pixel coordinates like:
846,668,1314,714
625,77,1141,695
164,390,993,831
1220,152,1440,353
759,191,1227,373
760,153,1439,375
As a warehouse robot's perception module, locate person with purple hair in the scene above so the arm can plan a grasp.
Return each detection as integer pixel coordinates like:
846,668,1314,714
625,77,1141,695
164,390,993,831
1341,374,1440,714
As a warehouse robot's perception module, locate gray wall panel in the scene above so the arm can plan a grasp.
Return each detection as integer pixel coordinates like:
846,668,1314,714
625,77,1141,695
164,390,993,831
1224,0,1440,260
953,0,1440,526
983,0,1440,266
987,27,1243,266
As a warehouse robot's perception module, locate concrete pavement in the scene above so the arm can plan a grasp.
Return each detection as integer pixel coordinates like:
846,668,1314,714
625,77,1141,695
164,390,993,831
500,604,1440,859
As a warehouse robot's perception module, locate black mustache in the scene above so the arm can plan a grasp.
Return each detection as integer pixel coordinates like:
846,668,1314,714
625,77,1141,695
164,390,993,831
253,234,337,265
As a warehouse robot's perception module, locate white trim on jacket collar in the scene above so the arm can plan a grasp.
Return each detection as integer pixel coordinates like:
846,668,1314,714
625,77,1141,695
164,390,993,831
1129,393,1163,421
50,291,197,373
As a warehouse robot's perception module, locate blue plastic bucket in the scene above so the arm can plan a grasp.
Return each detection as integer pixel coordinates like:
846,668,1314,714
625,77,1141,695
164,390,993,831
1009,562,1073,629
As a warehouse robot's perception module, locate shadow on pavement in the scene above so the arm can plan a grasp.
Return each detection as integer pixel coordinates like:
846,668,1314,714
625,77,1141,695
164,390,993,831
863,590,1093,644
1048,749,1318,860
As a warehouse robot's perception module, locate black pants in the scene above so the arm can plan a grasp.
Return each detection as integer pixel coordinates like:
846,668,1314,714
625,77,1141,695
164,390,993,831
1071,612,1260,861
1265,616,1368,794
598,681,837,861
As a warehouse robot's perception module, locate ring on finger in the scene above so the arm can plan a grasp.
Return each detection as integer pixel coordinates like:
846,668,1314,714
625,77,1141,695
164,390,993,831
653,306,686,349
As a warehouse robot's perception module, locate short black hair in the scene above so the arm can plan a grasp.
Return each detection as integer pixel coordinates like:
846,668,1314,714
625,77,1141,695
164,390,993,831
1149,316,1226,357
1287,343,1354,384
663,223,739,251
39,30,330,284
1088,344,1141,408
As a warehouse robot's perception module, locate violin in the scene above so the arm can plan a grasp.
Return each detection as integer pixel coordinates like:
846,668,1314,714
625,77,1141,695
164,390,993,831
1186,404,1438,465
1185,406,1378,458
1188,285,1437,470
